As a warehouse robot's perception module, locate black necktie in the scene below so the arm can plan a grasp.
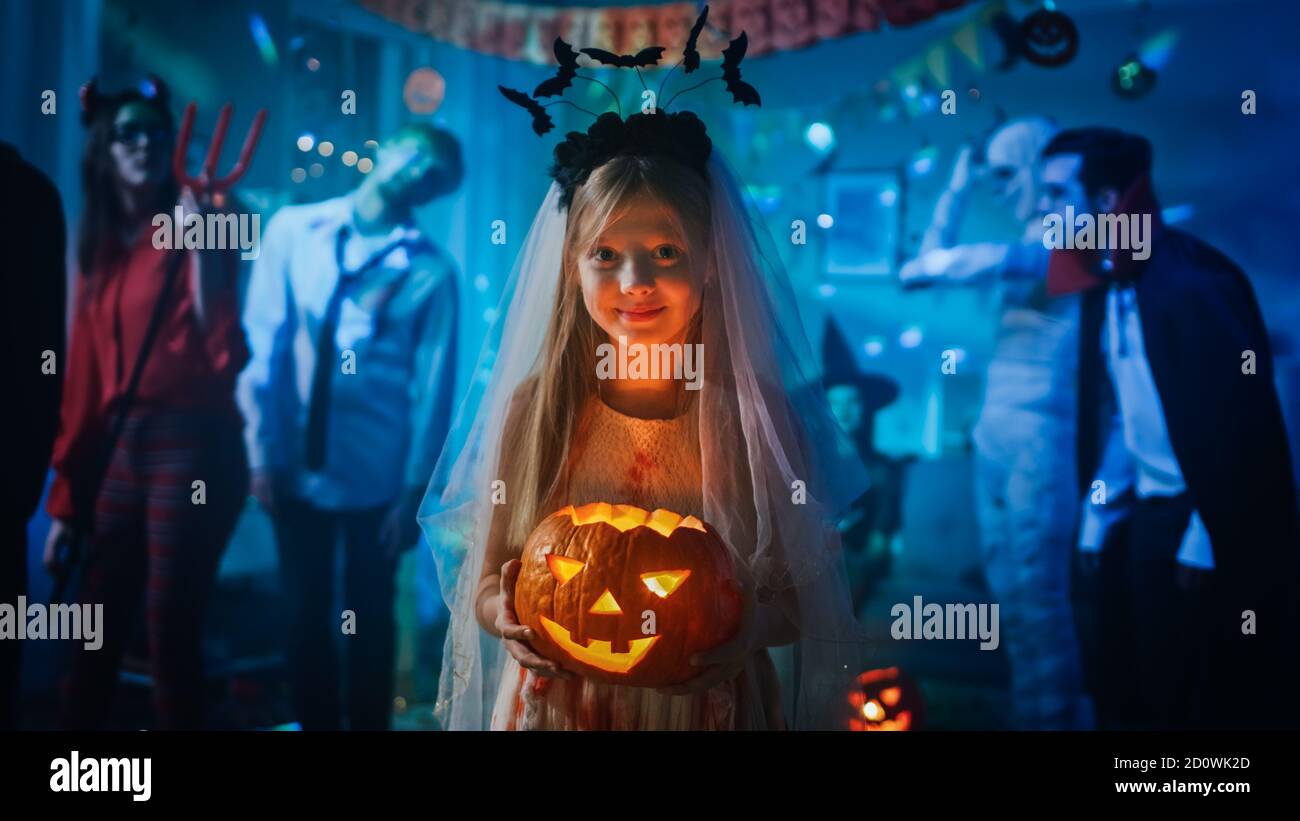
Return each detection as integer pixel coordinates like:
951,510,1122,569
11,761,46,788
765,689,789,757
303,225,408,472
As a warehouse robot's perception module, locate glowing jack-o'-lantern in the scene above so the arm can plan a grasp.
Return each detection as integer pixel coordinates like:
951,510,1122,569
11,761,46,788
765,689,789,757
848,667,924,731
514,502,742,687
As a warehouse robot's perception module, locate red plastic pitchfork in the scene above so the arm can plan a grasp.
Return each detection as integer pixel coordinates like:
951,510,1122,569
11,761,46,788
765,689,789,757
172,101,268,195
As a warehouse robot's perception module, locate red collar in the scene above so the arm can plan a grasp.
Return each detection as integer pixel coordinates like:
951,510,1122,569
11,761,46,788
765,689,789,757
1046,174,1164,295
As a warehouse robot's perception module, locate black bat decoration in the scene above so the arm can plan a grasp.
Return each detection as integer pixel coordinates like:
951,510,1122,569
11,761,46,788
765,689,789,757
683,6,709,74
580,46,665,68
498,85,554,136
721,33,761,107
534,38,580,98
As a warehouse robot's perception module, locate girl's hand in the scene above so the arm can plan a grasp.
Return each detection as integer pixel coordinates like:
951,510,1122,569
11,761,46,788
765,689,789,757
495,559,573,680
658,578,758,696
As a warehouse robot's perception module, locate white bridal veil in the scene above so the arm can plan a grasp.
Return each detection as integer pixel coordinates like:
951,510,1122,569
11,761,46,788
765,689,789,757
419,152,878,730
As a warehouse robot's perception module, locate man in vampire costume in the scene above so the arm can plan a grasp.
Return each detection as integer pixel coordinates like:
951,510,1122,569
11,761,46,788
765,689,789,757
1041,127,1300,730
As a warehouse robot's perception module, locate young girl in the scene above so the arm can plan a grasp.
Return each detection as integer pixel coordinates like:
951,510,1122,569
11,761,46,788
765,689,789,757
422,107,873,730
43,77,248,729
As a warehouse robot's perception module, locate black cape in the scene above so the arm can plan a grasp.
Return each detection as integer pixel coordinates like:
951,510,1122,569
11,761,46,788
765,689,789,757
1077,227,1300,725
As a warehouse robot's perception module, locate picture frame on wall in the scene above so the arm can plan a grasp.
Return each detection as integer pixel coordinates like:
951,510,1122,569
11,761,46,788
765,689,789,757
822,167,905,277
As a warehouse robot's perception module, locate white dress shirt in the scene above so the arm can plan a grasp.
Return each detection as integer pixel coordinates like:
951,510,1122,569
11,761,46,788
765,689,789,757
237,194,458,510
1078,284,1214,568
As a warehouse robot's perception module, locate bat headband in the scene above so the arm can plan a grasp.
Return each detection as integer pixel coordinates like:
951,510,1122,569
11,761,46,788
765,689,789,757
497,5,761,209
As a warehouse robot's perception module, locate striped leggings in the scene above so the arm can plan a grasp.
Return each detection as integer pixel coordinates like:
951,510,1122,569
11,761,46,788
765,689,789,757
60,411,247,730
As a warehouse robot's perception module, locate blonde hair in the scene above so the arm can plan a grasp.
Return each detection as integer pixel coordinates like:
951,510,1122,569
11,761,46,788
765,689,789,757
500,154,712,548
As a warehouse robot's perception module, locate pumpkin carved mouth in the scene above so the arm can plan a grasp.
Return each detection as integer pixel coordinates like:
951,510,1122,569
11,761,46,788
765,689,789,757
538,615,660,674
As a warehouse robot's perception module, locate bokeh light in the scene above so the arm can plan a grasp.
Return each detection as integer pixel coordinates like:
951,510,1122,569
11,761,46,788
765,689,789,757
804,122,835,153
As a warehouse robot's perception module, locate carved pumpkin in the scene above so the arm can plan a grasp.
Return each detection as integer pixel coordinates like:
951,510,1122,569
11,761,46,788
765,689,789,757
1018,8,1080,69
848,667,924,731
514,502,742,687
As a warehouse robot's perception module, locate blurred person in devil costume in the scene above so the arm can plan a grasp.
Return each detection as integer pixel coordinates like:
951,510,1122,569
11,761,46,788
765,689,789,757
42,77,249,729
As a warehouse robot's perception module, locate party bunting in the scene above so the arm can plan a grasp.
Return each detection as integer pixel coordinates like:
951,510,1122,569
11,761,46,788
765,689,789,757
355,0,975,65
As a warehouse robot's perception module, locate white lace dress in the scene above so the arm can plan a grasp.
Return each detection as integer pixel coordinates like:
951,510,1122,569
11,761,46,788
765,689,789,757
490,396,776,730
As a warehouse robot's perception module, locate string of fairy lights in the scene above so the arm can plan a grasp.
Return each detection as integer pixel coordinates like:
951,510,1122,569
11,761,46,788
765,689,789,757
289,135,379,184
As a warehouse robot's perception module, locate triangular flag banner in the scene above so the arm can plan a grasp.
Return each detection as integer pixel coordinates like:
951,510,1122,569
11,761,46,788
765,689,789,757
892,55,927,92
951,20,983,72
926,43,950,87
976,0,1009,26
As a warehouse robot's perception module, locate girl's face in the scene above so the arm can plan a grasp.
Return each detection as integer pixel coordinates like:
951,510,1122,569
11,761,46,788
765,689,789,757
109,101,172,191
579,193,703,347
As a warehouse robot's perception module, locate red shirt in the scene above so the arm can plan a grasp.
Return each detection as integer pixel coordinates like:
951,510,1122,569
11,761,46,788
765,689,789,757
47,234,248,522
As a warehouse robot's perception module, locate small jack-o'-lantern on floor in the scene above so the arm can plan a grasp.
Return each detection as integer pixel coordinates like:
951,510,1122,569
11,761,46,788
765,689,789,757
848,667,924,731
514,502,743,687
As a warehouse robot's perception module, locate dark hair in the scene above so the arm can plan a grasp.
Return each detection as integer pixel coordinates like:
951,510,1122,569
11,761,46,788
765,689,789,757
77,80,177,278
550,111,711,210
1042,127,1152,199
394,122,464,203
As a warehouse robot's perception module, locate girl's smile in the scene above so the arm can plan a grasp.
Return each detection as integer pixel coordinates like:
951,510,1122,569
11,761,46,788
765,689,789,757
617,304,666,322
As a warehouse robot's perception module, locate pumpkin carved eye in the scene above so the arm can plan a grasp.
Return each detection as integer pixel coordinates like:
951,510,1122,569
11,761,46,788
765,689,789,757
547,554,585,584
641,569,691,598
516,503,743,686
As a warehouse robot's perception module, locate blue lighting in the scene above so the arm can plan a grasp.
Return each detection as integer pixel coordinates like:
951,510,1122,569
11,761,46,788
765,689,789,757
805,122,835,153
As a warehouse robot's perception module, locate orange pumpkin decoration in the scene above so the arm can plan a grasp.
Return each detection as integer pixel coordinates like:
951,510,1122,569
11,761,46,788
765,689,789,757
848,667,924,731
514,502,742,687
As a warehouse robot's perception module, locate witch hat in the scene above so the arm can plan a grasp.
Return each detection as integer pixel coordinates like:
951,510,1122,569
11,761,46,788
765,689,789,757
821,320,900,411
